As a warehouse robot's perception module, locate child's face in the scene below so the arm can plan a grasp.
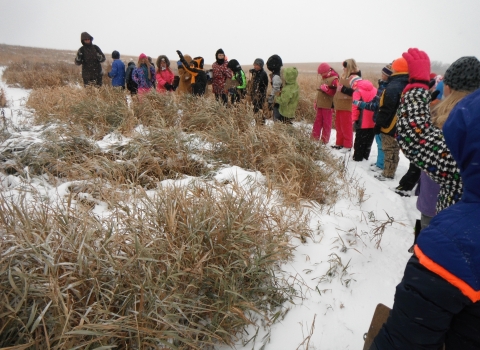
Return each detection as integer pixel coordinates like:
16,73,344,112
254,64,261,71
161,61,167,68
217,54,225,60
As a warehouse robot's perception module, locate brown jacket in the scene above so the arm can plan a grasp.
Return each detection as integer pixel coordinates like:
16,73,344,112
316,76,337,109
333,78,352,111
177,54,192,94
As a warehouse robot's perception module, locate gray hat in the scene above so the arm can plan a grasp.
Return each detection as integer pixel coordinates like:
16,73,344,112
253,58,264,68
444,56,480,92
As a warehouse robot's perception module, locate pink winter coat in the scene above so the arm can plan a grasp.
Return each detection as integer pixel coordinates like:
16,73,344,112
156,69,175,93
352,80,377,129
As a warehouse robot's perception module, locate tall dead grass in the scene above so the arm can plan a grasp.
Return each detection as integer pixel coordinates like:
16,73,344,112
0,88,6,107
0,182,303,348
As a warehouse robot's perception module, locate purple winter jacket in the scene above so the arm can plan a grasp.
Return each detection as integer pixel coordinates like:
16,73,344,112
415,171,440,217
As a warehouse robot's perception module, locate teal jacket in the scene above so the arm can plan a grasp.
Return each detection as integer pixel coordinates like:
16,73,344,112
275,67,299,118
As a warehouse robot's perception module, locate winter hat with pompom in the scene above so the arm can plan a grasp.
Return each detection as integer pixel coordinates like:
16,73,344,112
443,56,480,92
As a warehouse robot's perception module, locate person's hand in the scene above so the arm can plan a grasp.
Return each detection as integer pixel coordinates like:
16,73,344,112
353,100,360,106
402,48,430,90
97,53,103,61
77,49,83,57
164,83,173,91
320,84,329,93
430,90,440,101
337,83,343,91
176,50,184,60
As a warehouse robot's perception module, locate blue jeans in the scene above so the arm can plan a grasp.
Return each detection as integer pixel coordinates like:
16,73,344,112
375,134,384,169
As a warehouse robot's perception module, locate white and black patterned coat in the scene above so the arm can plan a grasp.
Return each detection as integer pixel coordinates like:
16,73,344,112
396,88,462,212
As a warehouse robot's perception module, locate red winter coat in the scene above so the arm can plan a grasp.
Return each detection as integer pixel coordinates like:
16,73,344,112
156,69,175,93
352,80,377,129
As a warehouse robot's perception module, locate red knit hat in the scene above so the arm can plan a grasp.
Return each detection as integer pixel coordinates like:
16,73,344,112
430,72,437,79
392,57,408,73
139,53,147,60
317,63,331,75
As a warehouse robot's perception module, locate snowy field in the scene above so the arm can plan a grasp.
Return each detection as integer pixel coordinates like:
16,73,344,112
0,67,418,350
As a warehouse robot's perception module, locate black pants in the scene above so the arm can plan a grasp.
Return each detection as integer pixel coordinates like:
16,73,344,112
215,93,228,105
353,128,375,161
398,162,421,190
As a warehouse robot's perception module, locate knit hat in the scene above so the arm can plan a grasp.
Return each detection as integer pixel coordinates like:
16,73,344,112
227,59,241,72
266,54,283,72
443,56,480,92
112,50,120,59
349,75,362,89
317,63,331,75
392,57,408,73
430,72,437,79
253,58,264,68
139,53,147,60
381,64,393,77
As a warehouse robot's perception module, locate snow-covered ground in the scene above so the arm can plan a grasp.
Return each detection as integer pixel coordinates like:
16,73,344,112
0,68,418,350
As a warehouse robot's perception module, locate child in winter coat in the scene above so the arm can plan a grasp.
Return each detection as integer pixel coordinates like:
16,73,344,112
212,49,232,104
353,64,392,170
226,59,247,104
349,76,377,161
176,50,207,96
266,55,283,120
108,50,125,89
373,57,409,181
249,58,269,122
74,32,106,87
332,59,361,153
312,63,339,144
370,48,480,350
274,67,299,124
155,55,175,93
125,60,138,95
132,53,156,96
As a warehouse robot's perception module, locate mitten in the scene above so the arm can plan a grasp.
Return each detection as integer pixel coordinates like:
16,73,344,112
97,53,103,61
430,90,440,101
176,50,184,61
177,60,183,68
164,83,173,91
402,48,431,91
353,100,360,106
320,84,329,93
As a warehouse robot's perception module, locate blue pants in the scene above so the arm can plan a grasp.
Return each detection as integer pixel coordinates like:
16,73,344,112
375,134,384,169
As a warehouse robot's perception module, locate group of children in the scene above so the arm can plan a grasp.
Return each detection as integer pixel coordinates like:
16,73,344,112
74,33,299,123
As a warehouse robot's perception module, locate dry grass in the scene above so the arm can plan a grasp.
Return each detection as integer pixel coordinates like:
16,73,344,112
0,88,6,107
0,182,304,349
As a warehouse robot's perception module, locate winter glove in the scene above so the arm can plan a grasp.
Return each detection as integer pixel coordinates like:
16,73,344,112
353,120,360,131
177,60,183,68
320,84,330,93
97,53,103,61
353,100,367,109
164,83,174,91
176,50,184,61
402,48,431,91
430,90,440,101
374,124,382,135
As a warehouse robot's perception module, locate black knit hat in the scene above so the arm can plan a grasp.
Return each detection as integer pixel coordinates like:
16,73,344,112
266,54,283,72
112,50,120,59
227,59,241,72
443,56,480,92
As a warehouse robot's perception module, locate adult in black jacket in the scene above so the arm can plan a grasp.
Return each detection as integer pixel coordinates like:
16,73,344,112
74,32,106,86
125,61,138,95
374,57,409,180
250,58,269,118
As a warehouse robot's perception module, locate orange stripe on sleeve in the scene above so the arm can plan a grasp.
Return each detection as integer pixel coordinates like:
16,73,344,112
414,245,480,303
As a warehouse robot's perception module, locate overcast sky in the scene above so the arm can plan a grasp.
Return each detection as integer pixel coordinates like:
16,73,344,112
0,0,479,66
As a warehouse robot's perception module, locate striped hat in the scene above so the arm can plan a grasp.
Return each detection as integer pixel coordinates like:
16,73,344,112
382,64,393,77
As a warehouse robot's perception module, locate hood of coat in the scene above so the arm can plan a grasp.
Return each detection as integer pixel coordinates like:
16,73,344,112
284,67,298,85
443,88,480,202
81,32,93,45
192,56,204,69
355,79,377,102
156,55,170,68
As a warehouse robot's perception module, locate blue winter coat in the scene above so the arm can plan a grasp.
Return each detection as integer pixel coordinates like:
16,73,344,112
108,59,126,87
371,88,480,349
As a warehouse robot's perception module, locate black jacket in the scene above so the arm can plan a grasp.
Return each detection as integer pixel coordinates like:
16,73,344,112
74,34,105,86
375,73,409,136
125,62,138,93
251,68,268,102
370,255,480,349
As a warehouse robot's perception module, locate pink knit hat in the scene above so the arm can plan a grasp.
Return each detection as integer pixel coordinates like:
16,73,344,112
317,63,331,75
139,53,147,60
